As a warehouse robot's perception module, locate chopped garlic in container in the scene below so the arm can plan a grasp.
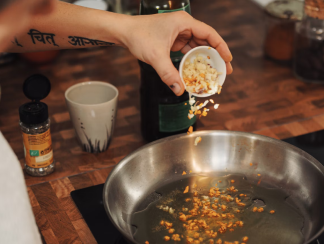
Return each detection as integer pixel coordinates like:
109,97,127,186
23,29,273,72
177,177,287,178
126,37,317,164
183,56,222,95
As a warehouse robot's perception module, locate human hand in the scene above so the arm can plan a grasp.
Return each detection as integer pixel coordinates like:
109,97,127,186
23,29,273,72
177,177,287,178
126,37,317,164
121,11,233,96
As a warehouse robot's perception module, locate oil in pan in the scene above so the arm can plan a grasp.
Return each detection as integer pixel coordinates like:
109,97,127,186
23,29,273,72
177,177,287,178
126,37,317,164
131,174,305,244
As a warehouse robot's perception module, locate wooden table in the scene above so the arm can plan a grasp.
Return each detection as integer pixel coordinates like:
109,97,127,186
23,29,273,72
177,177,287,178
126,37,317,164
1,0,324,243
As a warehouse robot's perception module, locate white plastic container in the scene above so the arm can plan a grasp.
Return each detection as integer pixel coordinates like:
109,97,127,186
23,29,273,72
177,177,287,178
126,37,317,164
179,46,227,98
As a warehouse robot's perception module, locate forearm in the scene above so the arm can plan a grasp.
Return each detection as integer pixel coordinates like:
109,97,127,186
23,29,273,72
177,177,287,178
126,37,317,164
7,1,129,53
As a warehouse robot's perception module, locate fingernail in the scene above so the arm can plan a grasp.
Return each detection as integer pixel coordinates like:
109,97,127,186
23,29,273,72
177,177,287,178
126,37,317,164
170,83,181,94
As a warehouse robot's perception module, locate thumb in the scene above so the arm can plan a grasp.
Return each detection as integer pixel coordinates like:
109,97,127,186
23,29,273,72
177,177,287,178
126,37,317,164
150,54,185,96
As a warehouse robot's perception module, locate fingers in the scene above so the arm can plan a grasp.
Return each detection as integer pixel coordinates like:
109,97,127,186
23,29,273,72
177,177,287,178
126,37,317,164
188,20,233,74
150,53,185,96
171,29,192,52
188,39,199,49
217,42,233,62
181,44,191,54
191,37,209,47
226,62,233,74
189,19,232,63
176,38,199,54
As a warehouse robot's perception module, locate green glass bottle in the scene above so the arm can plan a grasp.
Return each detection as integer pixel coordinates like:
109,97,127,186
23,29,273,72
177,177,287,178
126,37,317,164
139,0,196,142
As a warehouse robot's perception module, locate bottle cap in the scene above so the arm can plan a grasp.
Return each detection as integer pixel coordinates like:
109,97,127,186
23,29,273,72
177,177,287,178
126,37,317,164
23,74,51,101
19,102,49,125
19,74,51,125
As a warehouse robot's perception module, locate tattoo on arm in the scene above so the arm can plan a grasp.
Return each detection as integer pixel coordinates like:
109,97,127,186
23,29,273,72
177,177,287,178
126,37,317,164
68,36,115,47
25,29,114,48
12,37,23,47
27,29,59,47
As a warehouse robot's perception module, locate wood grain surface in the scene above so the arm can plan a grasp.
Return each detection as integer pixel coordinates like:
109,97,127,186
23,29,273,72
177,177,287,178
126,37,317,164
1,0,324,243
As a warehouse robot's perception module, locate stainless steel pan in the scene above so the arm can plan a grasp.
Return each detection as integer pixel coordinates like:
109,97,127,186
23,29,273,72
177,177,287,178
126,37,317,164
103,131,324,243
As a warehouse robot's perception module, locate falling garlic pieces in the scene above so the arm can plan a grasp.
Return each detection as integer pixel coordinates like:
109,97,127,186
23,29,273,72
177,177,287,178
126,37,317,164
194,137,202,146
187,126,193,135
187,95,220,121
187,126,202,147
187,96,209,120
187,95,220,146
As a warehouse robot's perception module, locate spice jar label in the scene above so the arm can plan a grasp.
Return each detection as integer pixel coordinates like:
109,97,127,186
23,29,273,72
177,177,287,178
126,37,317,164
22,129,54,169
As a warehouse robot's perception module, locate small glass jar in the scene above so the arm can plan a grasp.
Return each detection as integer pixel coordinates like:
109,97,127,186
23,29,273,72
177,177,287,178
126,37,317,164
20,118,55,176
19,74,55,177
264,0,303,63
293,0,324,83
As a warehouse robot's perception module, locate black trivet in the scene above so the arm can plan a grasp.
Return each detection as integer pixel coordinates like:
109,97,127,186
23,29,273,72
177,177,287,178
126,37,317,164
71,184,128,244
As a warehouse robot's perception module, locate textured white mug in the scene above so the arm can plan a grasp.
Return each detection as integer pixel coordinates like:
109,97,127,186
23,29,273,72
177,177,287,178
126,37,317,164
65,81,118,153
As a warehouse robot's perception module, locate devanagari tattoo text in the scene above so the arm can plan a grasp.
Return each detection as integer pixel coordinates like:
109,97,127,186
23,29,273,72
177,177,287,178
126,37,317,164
28,29,59,47
68,36,114,47
23,29,115,49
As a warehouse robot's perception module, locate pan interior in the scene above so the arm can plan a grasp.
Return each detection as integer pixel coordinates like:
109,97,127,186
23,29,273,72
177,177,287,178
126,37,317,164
131,173,305,244
103,131,324,243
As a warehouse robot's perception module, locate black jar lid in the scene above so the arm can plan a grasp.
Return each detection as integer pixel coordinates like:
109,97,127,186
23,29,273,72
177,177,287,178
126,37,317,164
19,74,51,125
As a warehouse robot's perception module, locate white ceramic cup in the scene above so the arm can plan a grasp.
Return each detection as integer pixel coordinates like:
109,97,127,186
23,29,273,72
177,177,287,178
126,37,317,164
65,81,118,153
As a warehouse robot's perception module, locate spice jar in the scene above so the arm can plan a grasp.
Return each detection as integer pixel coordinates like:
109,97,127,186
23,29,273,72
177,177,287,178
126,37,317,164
19,74,55,176
264,0,303,63
293,0,324,83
